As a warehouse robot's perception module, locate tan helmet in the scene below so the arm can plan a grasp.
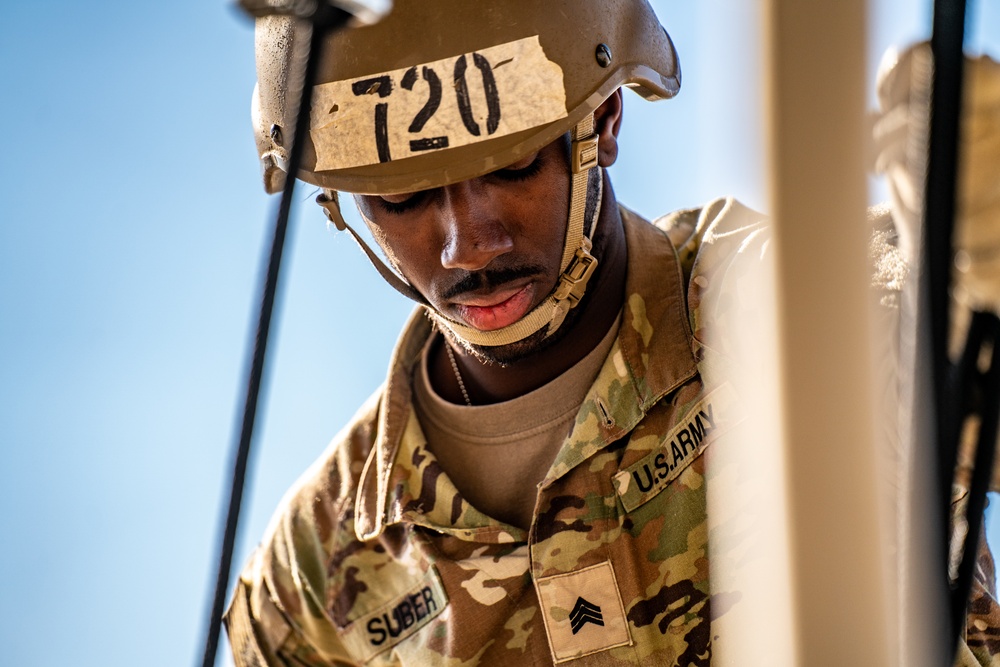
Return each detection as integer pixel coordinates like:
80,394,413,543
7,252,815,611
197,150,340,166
252,0,680,195
251,0,680,348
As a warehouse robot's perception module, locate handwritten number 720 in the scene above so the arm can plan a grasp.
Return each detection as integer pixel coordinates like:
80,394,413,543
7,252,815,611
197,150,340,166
352,53,502,163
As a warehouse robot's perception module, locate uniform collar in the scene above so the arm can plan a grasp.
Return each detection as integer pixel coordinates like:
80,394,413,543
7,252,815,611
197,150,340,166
544,206,698,483
354,206,698,541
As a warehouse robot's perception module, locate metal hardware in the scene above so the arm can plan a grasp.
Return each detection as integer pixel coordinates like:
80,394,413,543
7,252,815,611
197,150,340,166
240,0,321,19
595,43,612,68
239,0,392,24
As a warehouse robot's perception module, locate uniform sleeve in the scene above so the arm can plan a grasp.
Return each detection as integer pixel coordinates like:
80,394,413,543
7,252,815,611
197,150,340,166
950,474,1000,666
225,545,358,667
224,392,383,667
225,570,292,667
961,531,1000,665
223,446,366,667
949,525,1000,667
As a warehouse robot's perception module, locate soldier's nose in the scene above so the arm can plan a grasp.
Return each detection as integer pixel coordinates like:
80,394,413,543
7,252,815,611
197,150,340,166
439,182,514,271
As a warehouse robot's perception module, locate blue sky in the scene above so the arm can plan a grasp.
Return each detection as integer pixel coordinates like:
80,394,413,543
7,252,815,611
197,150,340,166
1,1,998,665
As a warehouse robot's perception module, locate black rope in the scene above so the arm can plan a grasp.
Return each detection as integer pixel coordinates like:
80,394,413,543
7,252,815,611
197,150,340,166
198,6,349,667
905,0,1000,658
928,0,970,526
923,0,969,653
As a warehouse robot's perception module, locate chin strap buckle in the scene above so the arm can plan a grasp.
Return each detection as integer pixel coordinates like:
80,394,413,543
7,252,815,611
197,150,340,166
572,133,600,174
553,238,599,308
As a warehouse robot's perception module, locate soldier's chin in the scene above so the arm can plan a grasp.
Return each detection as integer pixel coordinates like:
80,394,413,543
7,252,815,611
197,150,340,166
446,310,578,368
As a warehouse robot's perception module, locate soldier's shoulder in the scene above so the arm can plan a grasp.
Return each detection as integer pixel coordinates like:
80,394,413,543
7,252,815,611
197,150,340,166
645,197,905,297
652,196,768,245
226,387,386,665
649,197,769,286
636,198,770,347
248,387,384,592
272,387,383,528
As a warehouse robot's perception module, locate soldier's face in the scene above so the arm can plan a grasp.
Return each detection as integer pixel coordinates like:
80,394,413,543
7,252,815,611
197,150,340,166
354,137,572,361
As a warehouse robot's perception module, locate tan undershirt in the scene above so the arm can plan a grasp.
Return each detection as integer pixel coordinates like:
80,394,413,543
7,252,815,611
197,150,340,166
413,315,621,530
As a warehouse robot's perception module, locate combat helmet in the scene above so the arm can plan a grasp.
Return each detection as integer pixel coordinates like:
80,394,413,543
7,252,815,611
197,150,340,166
251,0,681,347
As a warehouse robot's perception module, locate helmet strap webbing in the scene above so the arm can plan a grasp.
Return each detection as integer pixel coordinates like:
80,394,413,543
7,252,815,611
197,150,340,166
318,114,603,348
317,190,428,304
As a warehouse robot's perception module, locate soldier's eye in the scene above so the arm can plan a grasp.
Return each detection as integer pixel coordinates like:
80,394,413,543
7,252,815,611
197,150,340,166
494,153,543,182
377,192,424,215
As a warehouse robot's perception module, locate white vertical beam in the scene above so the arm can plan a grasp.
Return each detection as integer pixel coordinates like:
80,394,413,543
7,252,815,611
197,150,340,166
764,2,892,664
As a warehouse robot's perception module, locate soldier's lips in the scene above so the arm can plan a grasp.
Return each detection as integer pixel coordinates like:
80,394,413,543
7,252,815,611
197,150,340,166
453,283,536,331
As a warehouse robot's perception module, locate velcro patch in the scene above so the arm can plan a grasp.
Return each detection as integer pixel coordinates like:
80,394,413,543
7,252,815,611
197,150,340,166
310,35,567,171
613,383,743,512
535,561,632,663
340,567,449,662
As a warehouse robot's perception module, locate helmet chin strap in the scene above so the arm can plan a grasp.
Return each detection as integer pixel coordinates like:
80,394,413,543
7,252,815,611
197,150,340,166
316,115,603,348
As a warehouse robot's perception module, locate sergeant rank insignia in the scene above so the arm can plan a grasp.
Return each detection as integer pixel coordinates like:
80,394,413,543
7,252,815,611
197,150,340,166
569,597,605,634
535,561,632,663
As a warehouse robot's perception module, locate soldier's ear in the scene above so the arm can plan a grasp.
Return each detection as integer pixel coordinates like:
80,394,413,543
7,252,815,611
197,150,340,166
595,89,623,168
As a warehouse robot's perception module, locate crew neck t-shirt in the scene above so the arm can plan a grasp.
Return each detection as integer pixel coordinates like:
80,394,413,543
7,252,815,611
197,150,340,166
412,316,621,530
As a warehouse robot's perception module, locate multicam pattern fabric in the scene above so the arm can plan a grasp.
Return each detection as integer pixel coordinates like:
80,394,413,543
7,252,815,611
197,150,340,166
225,197,1000,666
953,430,1000,666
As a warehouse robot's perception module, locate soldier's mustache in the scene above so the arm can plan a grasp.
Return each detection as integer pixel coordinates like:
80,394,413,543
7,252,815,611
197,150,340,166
441,265,545,300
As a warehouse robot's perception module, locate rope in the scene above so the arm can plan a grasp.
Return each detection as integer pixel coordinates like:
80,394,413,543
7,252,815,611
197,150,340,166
921,0,973,655
197,6,350,667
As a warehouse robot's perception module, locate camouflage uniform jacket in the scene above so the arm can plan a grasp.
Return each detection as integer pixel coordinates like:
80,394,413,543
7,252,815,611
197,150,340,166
225,198,1000,666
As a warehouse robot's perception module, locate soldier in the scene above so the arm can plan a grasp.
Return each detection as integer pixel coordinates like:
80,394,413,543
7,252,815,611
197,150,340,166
225,1,1000,665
